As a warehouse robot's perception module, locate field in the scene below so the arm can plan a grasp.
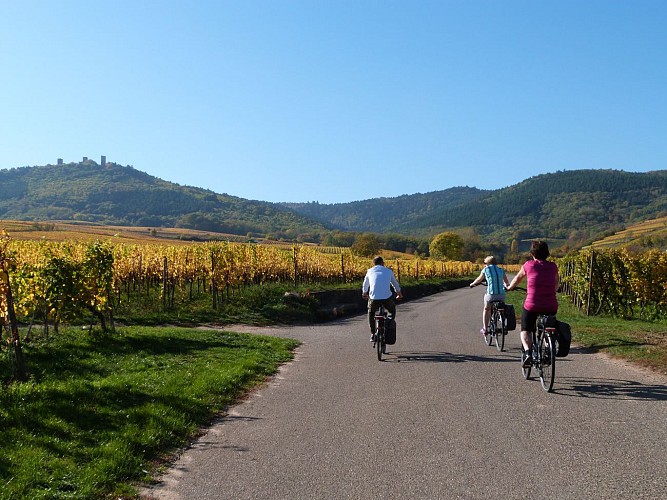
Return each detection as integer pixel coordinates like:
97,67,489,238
588,215,667,249
0,220,381,256
0,221,480,346
0,219,255,244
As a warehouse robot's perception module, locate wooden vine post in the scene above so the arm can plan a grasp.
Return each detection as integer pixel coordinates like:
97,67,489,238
162,256,168,311
211,252,217,309
340,254,345,283
586,250,595,317
137,254,142,296
293,246,298,286
1,266,27,380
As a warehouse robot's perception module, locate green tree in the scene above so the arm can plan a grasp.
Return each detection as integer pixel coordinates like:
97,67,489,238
429,232,464,260
351,233,381,257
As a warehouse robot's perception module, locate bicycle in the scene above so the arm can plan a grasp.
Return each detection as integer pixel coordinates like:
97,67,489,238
483,300,507,351
470,281,507,351
372,304,389,361
521,314,557,392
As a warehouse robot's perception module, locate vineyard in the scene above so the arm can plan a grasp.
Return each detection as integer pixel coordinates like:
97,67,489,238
4,228,666,387
559,248,667,320
5,227,663,332
588,216,667,249
0,233,479,336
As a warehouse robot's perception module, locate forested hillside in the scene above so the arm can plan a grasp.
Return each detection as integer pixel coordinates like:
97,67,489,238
283,186,488,233
286,169,667,247
2,162,666,254
0,161,328,240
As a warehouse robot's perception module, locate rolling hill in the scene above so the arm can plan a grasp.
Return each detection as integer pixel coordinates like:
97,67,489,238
0,161,328,241
1,162,666,252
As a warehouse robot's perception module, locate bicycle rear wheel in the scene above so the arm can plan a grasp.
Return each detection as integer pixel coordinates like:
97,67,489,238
539,333,556,392
376,319,383,361
494,311,505,352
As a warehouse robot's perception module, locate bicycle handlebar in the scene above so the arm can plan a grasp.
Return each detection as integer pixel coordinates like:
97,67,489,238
473,282,526,292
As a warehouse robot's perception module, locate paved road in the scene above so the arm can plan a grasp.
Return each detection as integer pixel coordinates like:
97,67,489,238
141,287,667,499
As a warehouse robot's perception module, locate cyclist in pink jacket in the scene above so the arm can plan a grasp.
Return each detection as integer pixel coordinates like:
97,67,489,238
507,241,559,367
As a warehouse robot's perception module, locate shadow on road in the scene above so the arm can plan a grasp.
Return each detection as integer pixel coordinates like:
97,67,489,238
382,351,517,364
554,376,667,401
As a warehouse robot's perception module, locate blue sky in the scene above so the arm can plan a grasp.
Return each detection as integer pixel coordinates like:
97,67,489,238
2,1,665,204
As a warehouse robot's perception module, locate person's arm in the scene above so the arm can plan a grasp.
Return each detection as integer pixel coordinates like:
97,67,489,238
362,273,370,299
506,266,526,290
503,272,511,287
390,273,403,299
469,270,485,288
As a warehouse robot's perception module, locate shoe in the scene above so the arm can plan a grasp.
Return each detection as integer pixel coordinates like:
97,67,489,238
382,344,387,354
522,351,532,368
370,334,376,342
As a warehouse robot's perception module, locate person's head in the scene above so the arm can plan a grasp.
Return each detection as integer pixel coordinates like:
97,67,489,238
530,240,550,260
483,256,497,265
373,256,384,266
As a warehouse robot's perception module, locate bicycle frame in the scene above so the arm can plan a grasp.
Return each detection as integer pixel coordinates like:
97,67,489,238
374,304,387,361
522,314,557,392
484,300,507,351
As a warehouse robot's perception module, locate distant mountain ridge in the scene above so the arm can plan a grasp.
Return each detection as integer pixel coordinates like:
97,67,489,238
284,169,667,244
1,162,666,250
283,186,488,233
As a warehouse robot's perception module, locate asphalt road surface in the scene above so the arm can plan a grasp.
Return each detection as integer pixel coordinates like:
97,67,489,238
141,286,667,500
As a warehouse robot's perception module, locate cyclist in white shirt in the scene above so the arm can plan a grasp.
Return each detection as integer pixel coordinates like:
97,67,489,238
362,256,403,341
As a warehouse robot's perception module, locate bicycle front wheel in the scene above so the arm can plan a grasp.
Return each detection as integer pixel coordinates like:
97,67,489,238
539,333,556,392
483,323,493,346
521,347,531,379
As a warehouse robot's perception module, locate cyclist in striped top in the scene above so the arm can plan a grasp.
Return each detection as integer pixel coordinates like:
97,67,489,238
470,256,510,336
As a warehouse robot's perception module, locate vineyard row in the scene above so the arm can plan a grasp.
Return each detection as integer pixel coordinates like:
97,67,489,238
0,237,479,332
558,248,667,320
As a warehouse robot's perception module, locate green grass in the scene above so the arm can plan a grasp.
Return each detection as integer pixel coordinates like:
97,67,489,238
114,282,320,326
0,326,299,499
505,289,667,376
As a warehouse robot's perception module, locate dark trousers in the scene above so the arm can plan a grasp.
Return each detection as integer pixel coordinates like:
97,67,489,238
521,308,557,333
367,297,396,333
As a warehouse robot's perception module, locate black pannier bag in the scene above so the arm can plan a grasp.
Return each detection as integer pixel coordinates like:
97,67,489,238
384,318,397,345
555,320,572,357
504,303,517,331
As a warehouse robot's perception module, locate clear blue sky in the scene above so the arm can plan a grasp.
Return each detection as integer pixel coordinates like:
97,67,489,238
2,1,665,204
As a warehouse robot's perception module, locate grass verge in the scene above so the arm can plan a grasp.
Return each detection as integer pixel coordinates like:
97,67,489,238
113,282,320,327
505,289,667,376
0,326,299,499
